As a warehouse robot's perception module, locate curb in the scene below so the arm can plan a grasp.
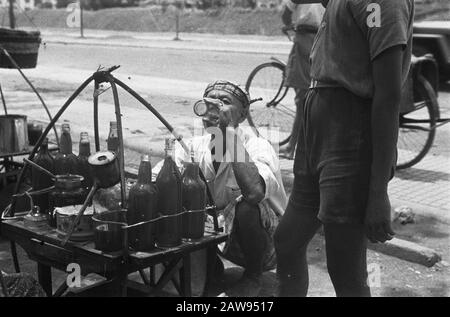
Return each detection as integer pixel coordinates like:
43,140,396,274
368,238,442,267
42,38,291,56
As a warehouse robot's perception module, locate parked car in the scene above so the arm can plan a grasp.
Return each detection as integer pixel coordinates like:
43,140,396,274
413,20,450,83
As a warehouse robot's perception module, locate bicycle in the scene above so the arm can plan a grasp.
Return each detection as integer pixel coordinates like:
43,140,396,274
245,26,296,147
245,34,448,169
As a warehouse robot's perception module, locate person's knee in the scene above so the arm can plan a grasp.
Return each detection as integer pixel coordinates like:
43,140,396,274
234,200,260,228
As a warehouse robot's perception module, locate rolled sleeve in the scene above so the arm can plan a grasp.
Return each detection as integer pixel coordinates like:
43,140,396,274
247,138,282,201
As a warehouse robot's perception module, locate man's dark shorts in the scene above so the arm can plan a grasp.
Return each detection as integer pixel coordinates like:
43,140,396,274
288,87,373,224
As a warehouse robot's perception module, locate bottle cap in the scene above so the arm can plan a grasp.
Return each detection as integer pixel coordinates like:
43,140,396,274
165,138,175,150
61,123,70,132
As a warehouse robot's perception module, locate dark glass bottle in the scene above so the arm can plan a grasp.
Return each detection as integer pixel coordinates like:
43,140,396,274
31,138,54,214
54,123,78,175
107,121,119,153
128,155,158,251
182,156,207,240
77,132,93,189
155,139,182,248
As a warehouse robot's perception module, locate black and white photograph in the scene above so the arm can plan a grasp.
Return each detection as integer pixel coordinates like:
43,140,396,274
0,0,449,300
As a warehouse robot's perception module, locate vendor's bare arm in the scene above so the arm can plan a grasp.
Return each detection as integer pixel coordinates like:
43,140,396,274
232,162,266,205
365,45,403,242
370,46,402,193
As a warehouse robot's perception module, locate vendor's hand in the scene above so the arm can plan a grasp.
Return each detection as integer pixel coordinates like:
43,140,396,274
202,98,222,127
364,189,395,243
224,127,252,163
202,97,233,129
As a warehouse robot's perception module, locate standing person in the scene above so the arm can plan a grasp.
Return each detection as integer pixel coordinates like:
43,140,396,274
274,0,414,297
279,1,324,159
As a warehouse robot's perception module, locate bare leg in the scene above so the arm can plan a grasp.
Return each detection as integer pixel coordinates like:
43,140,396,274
234,200,268,278
274,205,321,297
225,201,268,297
324,223,371,297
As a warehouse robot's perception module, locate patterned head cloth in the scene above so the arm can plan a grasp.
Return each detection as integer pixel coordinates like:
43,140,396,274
203,80,251,109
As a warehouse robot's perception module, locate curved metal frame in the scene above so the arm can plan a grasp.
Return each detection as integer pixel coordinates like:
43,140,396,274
7,66,217,275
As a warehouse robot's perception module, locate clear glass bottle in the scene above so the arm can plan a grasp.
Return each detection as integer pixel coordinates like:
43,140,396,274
182,150,207,240
78,132,93,189
31,137,54,214
107,121,119,153
155,139,182,248
54,123,78,175
128,155,158,251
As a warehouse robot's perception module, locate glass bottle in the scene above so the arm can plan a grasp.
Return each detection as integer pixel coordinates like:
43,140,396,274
78,132,93,189
128,155,158,251
155,139,182,248
31,138,54,214
107,121,119,153
182,150,207,240
54,123,78,175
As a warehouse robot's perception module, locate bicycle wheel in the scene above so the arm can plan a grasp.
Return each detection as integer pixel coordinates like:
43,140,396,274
397,75,438,169
245,62,296,146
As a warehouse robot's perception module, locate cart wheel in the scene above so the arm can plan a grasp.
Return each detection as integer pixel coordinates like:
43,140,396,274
397,75,438,169
245,62,296,146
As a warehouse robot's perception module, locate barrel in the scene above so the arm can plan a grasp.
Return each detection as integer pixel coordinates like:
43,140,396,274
0,28,41,69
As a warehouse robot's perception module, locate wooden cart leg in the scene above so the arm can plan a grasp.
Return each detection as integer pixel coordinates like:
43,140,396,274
202,246,217,297
180,255,192,297
37,263,52,297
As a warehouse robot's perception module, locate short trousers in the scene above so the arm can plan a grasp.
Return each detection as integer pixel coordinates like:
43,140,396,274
287,87,374,224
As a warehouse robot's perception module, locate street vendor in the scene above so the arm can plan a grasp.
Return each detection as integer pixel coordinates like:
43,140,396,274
153,80,288,297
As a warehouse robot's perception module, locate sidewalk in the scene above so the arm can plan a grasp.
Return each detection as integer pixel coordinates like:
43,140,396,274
31,27,293,55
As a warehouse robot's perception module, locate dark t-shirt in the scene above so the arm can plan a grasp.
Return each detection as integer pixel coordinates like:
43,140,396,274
309,0,414,98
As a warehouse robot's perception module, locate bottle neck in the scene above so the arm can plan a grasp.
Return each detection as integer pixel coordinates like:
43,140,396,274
39,140,49,155
79,142,91,156
137,160,152,184
183,162,200,179
165,149,174,160
60,132,72,154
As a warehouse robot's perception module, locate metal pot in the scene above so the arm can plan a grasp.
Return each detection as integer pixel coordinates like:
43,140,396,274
88,151,120,189
0,114,29,155
56,205,94,242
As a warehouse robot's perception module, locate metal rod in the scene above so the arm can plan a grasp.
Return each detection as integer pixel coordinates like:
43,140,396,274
23,158,56,180
113,77,215,206
108,77,127,210
93,80,100,152
0,48,60,147
61,182,98,246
